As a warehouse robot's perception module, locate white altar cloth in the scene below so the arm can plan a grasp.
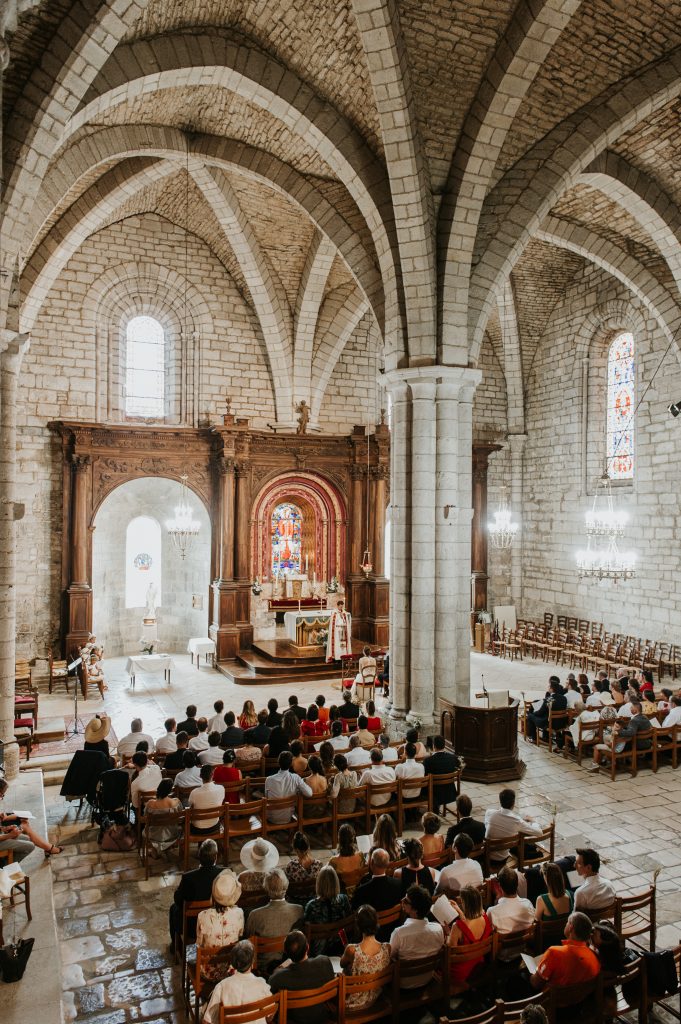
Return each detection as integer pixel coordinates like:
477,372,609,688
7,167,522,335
125,654,174,688
283,609,332,642
187,637,216,665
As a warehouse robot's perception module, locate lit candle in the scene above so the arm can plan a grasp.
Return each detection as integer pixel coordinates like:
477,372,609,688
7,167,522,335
313,570,316,585
305,553,309,574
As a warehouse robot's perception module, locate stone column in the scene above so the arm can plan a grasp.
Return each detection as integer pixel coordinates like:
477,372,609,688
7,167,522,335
384,376,409,721
218,458,236,581
434,369,481,710
508,433,527,607
0,330,30,780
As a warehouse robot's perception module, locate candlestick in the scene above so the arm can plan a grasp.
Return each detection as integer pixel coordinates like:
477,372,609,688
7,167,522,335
298,598,301,613
313,570,316,585
305,553,309,574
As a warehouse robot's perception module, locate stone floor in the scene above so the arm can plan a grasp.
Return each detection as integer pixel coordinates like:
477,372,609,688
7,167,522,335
26,653,681,1023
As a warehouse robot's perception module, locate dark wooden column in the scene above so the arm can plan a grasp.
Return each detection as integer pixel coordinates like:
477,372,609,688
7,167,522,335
210,454,253,660
471,443,501,615
218,458,235,581
66,454,92,653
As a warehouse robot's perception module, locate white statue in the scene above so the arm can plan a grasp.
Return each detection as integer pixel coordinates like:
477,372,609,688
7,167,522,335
145,582,158,620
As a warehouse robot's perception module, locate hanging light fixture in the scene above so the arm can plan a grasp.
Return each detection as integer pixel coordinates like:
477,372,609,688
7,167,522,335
488,487,519,549
576,472,635,581
166,474,200,559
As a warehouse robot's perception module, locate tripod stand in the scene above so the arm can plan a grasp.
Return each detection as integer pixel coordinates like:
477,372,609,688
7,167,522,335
65,657,86,738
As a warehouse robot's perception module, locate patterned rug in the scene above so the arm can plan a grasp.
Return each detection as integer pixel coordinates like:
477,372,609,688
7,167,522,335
31,714,119,757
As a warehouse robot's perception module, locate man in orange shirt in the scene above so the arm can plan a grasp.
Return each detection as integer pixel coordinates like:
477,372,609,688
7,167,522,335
531,911,601,990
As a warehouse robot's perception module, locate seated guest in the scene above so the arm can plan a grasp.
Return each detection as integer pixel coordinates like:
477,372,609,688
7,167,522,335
586,680,614,707
163,730,189,770
339,690,360,725
389,884,445,987
145,778,183,856
395,741,426,800
234,738,263,766
187,764,225,832
198,731,225,766
203,940,271,1024
301,704,326,737
379,733,399,763
286,831,323,885
340,905,391,1010
530,911,600,993
155,717,177,754
419,811,444,857
487,866,534,943
266,697,282,727
264,751,312,823
238,837,279,892
573,848,616,911
662,695,681,726
267,710,300,759
355,715,376,749
220,711,245,748
269,931,335,1023
245,868,304,966
365,700,382,732
423,735,461,809
435,832,483,894
207,700,225,734
329,823,365,881
484,788,543,862
117,717,155,759
588,699,653,772
212,748,242,802
318,741,336,773
287,695,306,724
657,688,674,712
445,793,485,848
398,728,427,759
567,705,601,749
289,740,308,775
130,751,162,811
535,861,574,920
378,650,389,696
174,750,202,791
316,719,348,752
328,753,359,811
169,837,222,945
196,870,244,981
303,866,351,953
394,838,436,895
176,705,199,738
526,677,567,743
564,679,582,710
591,918,625,1016
315,694,329,725
346,733,371,769
0,777,62,859
84,714,114,767
447,884,493,987
245,709,271,745
188,718,210,752
369,813,402,862
356,644,377,684
351,848,402,917
359,747,396,806
239,700,258,730
304,755,328,800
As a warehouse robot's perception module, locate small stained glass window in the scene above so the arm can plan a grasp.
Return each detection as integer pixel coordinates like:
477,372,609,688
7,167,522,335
606,331,635,480
125,315,165,418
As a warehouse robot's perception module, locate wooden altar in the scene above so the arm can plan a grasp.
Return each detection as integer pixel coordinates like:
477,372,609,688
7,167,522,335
439,697,526,783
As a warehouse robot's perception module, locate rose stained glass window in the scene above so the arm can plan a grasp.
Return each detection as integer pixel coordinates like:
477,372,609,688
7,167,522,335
606,331,635,480
271,502,302,578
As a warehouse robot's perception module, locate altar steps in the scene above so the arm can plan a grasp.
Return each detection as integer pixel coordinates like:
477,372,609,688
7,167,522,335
217,638,363,685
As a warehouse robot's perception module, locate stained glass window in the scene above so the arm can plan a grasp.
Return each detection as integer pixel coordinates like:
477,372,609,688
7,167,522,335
126,515,162,608
606,331,635,480
125,315,165,418
271,502,303,578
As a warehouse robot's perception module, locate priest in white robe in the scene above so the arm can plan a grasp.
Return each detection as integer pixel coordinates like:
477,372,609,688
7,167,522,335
326,600,352,662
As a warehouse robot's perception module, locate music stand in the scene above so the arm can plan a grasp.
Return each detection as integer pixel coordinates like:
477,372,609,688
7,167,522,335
65,657,85,737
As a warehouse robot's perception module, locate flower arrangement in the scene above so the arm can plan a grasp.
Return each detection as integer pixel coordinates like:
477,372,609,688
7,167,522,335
139,639,155,655
327,576,339,593
310,628,328,646
252,577,262,596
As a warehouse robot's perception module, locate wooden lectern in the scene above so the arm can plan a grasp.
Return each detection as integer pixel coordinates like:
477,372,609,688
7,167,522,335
439,698,526,783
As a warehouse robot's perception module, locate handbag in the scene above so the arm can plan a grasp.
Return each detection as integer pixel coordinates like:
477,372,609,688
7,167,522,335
0,937,34,982
100,823,136,852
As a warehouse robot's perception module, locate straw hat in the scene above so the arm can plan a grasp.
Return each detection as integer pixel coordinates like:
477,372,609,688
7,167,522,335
239,837,278,874
212,869,242,908
84,714,110,744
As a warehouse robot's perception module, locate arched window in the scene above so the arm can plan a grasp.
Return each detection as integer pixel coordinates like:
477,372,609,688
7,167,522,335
125,315,165,418
606,331,635,480
271,502,302,578
125,515,162,608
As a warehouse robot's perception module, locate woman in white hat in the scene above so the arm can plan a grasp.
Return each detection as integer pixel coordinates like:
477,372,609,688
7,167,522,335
84,714,114,768
238,837,279,892
196,869,244,981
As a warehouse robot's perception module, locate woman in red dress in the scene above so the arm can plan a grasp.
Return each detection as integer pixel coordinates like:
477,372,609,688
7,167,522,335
365,699,382,733
301,704,327,736
448,884,493,987
212,749,242,804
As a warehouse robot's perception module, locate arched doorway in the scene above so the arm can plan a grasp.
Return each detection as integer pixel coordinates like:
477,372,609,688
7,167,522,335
92,477,211,655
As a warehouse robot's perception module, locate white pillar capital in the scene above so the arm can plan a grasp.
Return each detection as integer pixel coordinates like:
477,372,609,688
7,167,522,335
0,329,30,369
385,364,481,402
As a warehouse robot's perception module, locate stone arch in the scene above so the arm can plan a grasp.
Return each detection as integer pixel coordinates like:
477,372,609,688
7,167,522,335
251,471,347,583
310,287,371,424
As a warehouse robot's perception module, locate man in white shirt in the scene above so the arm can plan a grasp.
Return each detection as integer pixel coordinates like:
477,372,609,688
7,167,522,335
264,751,312,823
484,788,543,862
175,751,202,790
155,718,177,754
564,682,582,710
188,765,226,831
435,832,483,894
203,939,271,1024
130,751,162,810
198,732,226,765
618,694,637,719
390,884,444,987
573,848,616,911
662,696,681,728
394,742,425,799
360,748,396,807
207,700,226,735
487,867,534,955
346,734,371,769
188,718,210,752
568,707,602,748
315,721,349,752
118,718,155,759
379,735,399,764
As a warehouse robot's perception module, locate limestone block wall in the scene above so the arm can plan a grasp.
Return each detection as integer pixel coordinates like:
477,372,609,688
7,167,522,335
520,265,681,643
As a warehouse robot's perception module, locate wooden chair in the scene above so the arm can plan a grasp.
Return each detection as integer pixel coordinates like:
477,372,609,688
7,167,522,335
544,709,570,753
582,900,616,924
494,991,550,1023
219,992,282,1024
304,913,356,953
646,942,681,1021
653,725,679,770
606,955,647,1024
339,964,394,1024
367,781,400,829
299,793,335,843
223,798,265,863
484,834,519,875
375,902,403,936
516,822,555,871
392,947,447,1017
14,690,39,727
447,931,497,997
138,806,184,879
185,944,233,1024
263,796,299,845
14,658,31,691
48,648,69,693
430,769,461,816
281,976,340,1024
176,784,201,804
615,884,656,951
238,887,268,913
534,913,569,953
183,805,224,869
250,933,287,973
495,923,536,963
437,1005,496,1024
397,774,433,833
547,973,604,1023
566,715,603,765
286,876,318,907
332,784,371,846
176,898,211,990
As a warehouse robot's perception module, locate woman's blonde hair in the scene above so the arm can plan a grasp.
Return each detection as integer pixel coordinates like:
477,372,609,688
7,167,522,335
316,865,340,900
458,884,483,920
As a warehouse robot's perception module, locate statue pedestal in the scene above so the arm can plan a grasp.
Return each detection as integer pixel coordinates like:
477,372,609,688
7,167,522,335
141,621,158,642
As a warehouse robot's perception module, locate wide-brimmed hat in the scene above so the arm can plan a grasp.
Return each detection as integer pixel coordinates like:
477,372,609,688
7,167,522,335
239,837,278,874
84,714,110,743
212,869,242,907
